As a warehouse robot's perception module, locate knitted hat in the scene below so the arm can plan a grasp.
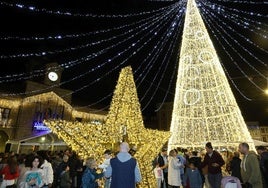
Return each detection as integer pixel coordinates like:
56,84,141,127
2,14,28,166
206,142,213,149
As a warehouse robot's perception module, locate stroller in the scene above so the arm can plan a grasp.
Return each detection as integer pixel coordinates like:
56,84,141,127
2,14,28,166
221,176,242,188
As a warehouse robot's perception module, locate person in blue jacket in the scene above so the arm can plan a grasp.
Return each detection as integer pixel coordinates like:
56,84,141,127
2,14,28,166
184,159,203,188
81,157,104,188
105,142,142,188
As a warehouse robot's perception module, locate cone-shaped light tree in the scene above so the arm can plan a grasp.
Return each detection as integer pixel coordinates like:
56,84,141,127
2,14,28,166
105,66,145,144
168,0,255,150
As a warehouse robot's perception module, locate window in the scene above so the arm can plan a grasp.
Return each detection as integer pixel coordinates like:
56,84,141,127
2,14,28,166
75,117,82,122
0,107,11,126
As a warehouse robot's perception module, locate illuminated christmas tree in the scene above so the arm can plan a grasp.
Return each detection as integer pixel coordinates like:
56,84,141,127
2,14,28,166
105,66,145,144
168,0,255,150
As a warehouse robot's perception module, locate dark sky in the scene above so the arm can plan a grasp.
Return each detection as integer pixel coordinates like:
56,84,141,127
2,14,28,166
0,0,267,124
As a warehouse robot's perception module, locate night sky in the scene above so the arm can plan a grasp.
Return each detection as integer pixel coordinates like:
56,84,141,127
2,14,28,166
0,0,267,125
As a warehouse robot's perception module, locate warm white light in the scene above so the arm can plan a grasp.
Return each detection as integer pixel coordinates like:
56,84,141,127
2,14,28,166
168,0,255,151
265,88,268,95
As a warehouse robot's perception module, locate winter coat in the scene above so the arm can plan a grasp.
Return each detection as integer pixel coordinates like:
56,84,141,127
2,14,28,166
240,152,263,188
184,168,202,188
168,156,182,186
81,168,103,188
230,157,242,182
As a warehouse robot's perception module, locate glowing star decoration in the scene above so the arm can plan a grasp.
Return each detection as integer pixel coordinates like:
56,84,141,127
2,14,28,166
168,0,255,151
45,66,170,187
104,66,170,187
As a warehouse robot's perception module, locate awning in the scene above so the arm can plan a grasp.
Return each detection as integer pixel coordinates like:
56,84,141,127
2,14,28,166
6,130,52,144
253,139,268,146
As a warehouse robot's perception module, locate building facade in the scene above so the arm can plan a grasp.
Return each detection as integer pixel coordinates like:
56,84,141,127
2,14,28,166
0,91,107,153
0,62,107,153
260,126,268,142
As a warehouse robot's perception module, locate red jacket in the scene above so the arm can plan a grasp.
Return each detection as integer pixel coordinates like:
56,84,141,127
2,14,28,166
0,165,19,180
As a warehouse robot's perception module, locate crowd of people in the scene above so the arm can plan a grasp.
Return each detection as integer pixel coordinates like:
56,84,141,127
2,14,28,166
152,142,268,188
0,142,141,188
0,141,267,188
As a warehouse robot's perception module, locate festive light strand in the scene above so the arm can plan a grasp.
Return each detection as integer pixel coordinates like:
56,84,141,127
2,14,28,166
0,6,179,97
214,7,268,28
139,14,183,108
135,10,184,85
141,24,181,111
59,8,181,98
199,4,267,78
205,10,268,67
0,5,179,83
200,1,268,39
0,0,177,18
134,12,184,86
155,43,179,112
63,10,184,110
212,8,268,35
198,8,254,101
0,5,180,84
199,6,265,93
208,0,268,4
198,11,268,55
202,0,268,18
0,4,179,41
80,8,184,110
0,9,172,59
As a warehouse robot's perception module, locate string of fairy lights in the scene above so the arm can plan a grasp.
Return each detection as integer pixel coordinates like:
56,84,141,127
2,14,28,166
198,0,267,95
0,8,175,60
200,1,268,38
199,4,268,54
0,4,177,42
65,11,183,109
201,5,267,69
0,3,180,84
202,0,268,18
59,7,182,99
140,18,182,110
0,0,267,110
0,0,176,18
0,4,178,84
204,25,265,93
205,0,268,4
0,1,184,101
0,4,178,82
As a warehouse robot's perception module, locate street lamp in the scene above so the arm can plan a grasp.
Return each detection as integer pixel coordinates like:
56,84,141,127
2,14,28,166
265,78,268,95
265,89,268,95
